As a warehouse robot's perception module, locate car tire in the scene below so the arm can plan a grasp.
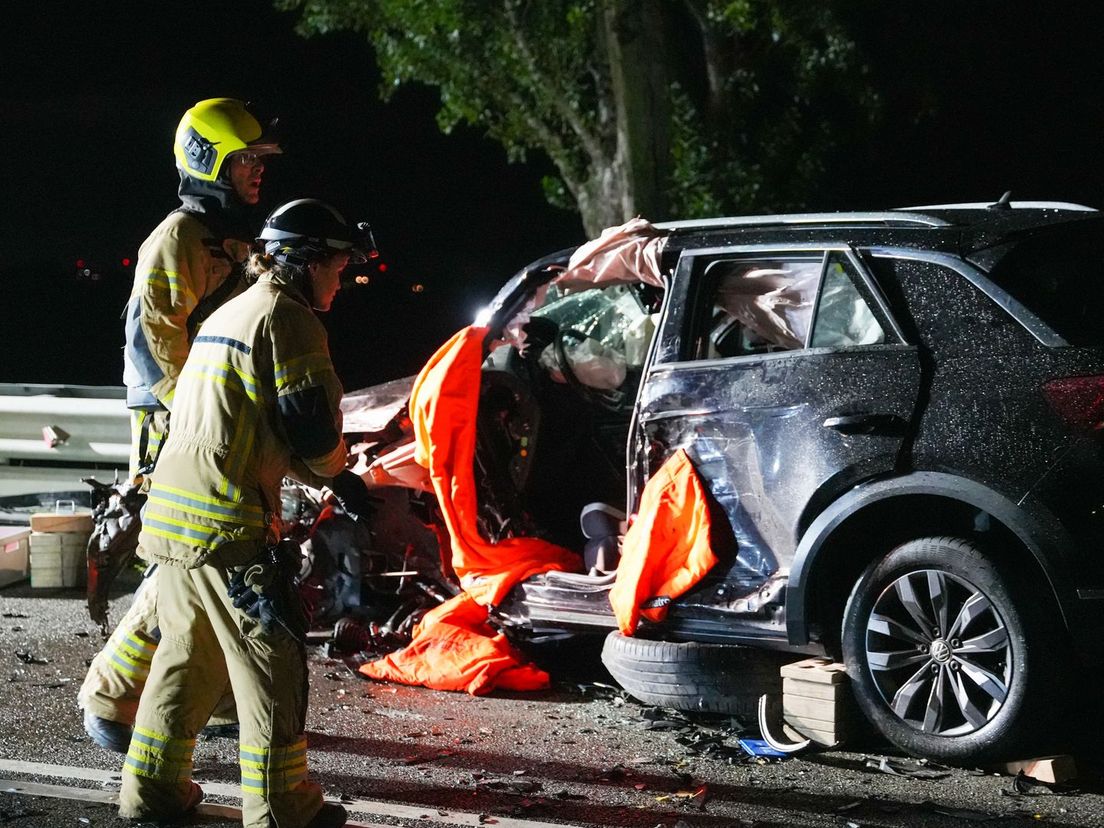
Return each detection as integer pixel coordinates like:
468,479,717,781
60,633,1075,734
841,536,1065,764
601,631,791,717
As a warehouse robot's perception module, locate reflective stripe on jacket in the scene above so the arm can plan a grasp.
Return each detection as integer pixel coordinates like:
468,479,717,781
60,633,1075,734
123,211,249,411
138,271,346,568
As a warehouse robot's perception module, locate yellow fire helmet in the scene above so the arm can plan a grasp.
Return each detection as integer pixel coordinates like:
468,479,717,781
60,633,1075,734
173,98,282,182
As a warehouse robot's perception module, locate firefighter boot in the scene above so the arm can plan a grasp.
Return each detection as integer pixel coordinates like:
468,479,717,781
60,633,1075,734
83,710,132,754
307,802,347,828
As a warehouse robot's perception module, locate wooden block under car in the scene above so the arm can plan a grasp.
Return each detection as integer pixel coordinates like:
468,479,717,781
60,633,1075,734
999,755,1077,784
780,658,853,746
780,657,848,684
29,510,93,534
783,676,837,700
30,531,88,589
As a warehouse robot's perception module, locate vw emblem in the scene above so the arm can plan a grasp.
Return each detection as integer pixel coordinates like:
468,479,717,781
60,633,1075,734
929,639,952,664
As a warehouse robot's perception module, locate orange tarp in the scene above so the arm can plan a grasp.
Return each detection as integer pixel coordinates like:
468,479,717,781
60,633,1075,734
360,326,578,694
609,449,719,635
359,593,550,694
408,325,581,606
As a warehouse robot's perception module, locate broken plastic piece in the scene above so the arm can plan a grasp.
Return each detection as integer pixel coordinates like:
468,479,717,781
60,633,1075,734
756,693,811,754
737,738,790,759
864,755,953,779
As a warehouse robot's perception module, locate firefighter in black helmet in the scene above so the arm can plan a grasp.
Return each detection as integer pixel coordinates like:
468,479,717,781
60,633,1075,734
117,199,372,828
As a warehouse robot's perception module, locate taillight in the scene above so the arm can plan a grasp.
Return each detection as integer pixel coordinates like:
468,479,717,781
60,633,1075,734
1042,375,1104,431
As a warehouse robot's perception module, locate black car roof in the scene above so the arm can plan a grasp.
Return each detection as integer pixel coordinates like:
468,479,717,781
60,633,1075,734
658,201,1101,260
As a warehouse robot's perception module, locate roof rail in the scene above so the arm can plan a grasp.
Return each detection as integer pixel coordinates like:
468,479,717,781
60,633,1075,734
655,211,951,231
896,201,1097,212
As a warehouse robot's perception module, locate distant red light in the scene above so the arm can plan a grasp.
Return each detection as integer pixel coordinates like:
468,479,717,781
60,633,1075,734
368,249,380,259
122,258,132,267
377,263,388,273
76,259,85,269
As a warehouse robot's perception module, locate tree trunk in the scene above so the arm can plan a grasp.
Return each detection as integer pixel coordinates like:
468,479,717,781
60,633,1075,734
576,165,632,237
600,0,671,230
683,0,732,128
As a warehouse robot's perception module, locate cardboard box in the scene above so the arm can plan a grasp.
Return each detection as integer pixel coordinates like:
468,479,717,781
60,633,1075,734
0,526,31,587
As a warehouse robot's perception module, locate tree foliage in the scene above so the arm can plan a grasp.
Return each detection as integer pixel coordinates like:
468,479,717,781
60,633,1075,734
278,0,875,235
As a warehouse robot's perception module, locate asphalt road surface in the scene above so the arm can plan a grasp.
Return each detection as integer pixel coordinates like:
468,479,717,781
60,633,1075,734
1,581,1103,827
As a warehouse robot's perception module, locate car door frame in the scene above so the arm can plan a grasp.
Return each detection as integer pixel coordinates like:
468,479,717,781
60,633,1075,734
621,240,921,643
627,241,910,512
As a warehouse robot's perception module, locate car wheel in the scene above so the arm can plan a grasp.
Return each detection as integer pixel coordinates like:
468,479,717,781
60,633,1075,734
841,536,1063,764
601,631,791,717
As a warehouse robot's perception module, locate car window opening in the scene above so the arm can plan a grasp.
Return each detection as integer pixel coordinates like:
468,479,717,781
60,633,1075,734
696,254,887,361
480,278,664,558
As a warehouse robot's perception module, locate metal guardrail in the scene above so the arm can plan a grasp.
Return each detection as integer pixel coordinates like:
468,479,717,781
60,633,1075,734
0,384,130,503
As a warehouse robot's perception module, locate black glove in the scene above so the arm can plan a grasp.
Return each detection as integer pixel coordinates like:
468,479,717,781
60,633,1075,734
256,585,309,641
227,543,309,639
228,565,266,618
327,469,373,522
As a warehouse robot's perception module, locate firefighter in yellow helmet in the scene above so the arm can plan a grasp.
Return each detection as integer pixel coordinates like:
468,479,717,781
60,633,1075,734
79,98,280,752
117,199,372,828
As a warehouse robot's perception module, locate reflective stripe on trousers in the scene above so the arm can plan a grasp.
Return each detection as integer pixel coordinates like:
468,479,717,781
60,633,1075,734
123,725,195,782
109,630,159,681
238,736,309,795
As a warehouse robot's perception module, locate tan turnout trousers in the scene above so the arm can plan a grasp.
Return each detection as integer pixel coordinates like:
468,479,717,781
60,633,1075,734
117,559,321,828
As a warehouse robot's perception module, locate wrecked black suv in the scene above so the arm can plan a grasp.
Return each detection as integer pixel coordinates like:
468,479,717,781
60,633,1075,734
355,201,1104,764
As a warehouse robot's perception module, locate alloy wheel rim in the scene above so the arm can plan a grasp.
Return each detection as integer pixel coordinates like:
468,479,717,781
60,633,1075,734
865,568,1012,737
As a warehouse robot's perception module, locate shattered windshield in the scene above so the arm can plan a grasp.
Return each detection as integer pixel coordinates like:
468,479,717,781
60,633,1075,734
531,284,656,390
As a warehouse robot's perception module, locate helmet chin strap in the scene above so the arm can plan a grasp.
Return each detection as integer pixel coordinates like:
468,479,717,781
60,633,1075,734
176,171,254,243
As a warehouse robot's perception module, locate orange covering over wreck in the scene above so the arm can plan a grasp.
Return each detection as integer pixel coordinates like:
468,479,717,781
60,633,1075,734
360,319,718,693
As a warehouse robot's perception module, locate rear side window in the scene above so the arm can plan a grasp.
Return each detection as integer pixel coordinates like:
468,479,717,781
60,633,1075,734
985,224,1104,345
692,252,888,360
810,254,887,348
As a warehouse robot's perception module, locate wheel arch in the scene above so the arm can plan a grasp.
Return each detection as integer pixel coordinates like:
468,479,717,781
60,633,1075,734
786,472,1078,653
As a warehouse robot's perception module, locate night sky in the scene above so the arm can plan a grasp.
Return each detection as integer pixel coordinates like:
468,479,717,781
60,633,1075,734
3,2,1104,392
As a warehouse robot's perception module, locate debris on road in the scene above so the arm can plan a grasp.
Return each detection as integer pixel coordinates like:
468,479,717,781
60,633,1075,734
1005,771,1081,798
737,738,790,759
864,755,954,780
13,650,48,665
83,476,144,635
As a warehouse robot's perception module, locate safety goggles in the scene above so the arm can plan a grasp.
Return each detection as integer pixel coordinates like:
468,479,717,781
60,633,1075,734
231,144,282,169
